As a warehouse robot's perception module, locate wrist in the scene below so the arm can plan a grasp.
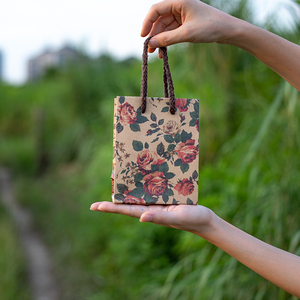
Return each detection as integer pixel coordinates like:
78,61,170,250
218,17,252,46
192,209,221,240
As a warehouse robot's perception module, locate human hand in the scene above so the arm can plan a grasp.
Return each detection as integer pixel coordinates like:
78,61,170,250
141,0,241,53
90,202,216,235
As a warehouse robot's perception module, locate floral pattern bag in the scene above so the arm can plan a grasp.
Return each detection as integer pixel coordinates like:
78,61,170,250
112,38,199,205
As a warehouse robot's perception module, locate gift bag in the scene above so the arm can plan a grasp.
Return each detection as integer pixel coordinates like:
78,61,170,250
112,37,199,205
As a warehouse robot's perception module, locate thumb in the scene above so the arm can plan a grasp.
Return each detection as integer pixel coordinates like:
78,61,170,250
140,210,176,225
149,28,185,49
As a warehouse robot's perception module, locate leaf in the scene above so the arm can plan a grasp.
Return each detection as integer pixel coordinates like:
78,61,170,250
151,137,159,143
151,164,159,172
189,118,196,127
144,193,158,204
174,159,182,166
192,170,198,180
165,188,174,196
181,130,192,143
135,182,143,188
158,119,164,125
150,112,157,122
162,194,169,203
159,162,169,174
145,142,149,149
165,172,175,179
164,135,174,143
130,123,141,132
134,172,143,182
150,123,158,128
130,187,144,198
119,96,125,104
180,163,189,173
194,101,199,113
168,144,176,152
157,142,165,156
136,114,148,124
114,194,125,200
121,169,126,174
174,133,181,143
172,198,179,204
116,122,123,133
190,111,199,119
161,107,169,112
117,184,128,194
187,198,194,205
132,140,143,151
153,128,160,133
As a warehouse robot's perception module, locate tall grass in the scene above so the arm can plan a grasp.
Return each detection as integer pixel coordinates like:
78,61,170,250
141,81,300,300
1,0,300,297
0,204,30,300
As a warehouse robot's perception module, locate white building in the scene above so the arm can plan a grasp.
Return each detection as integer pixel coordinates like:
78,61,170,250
27,45,80,81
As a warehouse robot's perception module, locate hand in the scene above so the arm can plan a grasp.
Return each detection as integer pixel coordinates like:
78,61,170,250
90,202,215,235
141,0,241,53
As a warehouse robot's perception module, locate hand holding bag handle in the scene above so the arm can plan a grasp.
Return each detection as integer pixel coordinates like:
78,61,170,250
141,36,176,115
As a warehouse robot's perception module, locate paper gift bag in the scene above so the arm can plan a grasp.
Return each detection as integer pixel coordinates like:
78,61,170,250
111,37,199,205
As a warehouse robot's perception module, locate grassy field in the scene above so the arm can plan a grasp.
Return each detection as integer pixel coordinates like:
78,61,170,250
1,1,300,297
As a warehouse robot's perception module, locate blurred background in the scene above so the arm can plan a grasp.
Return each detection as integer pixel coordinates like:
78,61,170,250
1,0,300,299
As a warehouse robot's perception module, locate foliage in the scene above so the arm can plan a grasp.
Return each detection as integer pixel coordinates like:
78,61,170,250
1,1,300,298
0,203,30,300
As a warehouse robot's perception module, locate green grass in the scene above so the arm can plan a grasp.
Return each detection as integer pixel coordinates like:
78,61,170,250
1,3,300,297
0,204,30,300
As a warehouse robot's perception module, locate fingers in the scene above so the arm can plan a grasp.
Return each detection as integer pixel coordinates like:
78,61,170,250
148,15,179,38
91,201,150,218
141,1,176,37
140,209,178,226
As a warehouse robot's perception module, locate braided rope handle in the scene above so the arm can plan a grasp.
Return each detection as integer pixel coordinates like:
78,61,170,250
141,37,176,115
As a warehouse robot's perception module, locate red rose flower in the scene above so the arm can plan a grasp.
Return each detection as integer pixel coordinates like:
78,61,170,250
174,178,194,196
176,139,198,164
137,150,165,175
123,195,146,204
123,190,146,204
175,98,188,112
143,171,168,196
118,102,137,125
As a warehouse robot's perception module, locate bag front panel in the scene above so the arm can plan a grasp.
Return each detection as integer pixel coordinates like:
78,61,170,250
113,96,199,205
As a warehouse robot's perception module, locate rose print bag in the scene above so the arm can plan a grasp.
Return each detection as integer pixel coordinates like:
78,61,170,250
112,37,199,205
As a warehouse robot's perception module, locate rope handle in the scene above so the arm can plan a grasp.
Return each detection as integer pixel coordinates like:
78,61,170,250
141,36,176,115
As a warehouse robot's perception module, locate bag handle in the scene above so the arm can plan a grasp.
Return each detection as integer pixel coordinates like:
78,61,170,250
141,36,176,115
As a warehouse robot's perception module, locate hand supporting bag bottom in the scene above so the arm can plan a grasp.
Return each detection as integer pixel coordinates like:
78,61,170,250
112,37,199,205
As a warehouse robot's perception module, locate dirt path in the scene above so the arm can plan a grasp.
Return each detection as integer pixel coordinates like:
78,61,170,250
0,168,60,300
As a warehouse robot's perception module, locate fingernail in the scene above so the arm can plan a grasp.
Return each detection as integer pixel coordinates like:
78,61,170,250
90,203,100,211
140,215,153,222
149,38,159,48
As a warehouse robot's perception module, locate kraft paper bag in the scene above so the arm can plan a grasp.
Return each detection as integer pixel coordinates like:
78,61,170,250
111,37,199,205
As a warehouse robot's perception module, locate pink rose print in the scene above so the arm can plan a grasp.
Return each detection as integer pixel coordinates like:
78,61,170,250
176,139,198,164
143,171,168,196
137,150,165,175
123,190,146,204
175,98,188,112
174,179,194,196
162,120,180,136
117,102,137,125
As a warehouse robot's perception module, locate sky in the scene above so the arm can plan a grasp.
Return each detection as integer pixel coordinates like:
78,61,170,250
0,0,298,84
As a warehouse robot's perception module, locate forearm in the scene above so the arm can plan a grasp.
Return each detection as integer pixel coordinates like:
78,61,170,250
195,215,300,297
226,19,300,90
